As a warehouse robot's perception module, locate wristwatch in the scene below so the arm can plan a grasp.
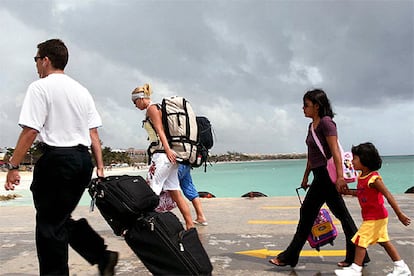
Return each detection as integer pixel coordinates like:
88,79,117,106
6,162,20,170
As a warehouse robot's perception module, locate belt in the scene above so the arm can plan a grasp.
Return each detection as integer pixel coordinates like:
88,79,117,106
39,143,88,152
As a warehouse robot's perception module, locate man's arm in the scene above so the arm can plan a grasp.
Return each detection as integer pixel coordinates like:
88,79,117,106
90,127,104,178
5,127,38,190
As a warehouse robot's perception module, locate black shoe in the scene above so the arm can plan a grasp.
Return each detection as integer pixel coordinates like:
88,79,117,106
98,250,118,276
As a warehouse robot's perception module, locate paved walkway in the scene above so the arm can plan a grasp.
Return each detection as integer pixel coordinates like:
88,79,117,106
1,195,413,275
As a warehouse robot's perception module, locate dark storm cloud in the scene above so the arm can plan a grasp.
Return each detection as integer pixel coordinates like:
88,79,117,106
1,0,413,154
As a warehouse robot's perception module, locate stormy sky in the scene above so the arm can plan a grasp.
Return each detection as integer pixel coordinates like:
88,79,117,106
0,0,413,155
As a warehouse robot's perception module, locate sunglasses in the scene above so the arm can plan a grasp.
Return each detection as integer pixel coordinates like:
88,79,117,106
34,56,44,62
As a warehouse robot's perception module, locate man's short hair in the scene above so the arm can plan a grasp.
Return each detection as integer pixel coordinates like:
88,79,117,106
37,39,68,70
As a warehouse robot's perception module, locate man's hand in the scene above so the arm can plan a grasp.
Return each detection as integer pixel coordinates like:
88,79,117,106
5,170,21,191
96,167,104,178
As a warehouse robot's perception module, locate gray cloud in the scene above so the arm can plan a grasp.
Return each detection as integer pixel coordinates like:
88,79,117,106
1,0,413,155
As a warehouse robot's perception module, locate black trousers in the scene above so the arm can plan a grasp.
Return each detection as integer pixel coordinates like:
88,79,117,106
31,146,106,275
277,166,361,266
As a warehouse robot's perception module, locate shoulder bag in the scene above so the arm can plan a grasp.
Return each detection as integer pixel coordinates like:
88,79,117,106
310,124,357,183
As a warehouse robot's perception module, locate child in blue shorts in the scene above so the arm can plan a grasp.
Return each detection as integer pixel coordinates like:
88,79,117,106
178,164,208,226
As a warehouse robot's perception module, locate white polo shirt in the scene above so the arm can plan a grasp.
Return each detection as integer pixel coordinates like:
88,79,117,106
18,73,102,147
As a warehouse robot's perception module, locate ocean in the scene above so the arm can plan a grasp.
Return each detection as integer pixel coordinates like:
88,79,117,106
190,155,414,197
1,155,413,207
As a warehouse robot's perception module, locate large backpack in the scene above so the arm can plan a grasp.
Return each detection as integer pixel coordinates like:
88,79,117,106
161,96,198,164
193,116,213,171
161,97,213,170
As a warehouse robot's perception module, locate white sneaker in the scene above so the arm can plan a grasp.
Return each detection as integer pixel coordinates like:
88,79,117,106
387,264,412,276
335,267,362,276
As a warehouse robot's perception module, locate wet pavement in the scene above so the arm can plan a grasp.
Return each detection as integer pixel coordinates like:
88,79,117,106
1,195,413,275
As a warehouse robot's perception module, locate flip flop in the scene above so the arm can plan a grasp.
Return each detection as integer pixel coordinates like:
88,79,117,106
337,261,351,267
193,220,208,226
268,258,288,267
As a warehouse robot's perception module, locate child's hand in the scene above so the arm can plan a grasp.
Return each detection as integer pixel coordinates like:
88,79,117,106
397,212,411,226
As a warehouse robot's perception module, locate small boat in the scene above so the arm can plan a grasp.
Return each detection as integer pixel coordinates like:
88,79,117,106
198,191,216,198
241,191,268,198
405,186,414,193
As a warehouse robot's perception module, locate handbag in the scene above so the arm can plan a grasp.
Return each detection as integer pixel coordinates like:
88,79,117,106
310,124,357,183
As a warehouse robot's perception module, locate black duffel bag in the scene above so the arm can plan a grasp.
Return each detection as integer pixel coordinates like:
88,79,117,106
88,175,159,236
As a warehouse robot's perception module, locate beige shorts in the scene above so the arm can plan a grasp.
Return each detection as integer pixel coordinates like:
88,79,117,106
147,153,180,195
351,218,389,248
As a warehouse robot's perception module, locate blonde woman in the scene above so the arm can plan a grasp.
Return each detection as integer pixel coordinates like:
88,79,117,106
132,83,194,230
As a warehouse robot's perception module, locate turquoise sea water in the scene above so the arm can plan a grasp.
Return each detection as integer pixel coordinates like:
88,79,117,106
1,155,413,207
190,155,414,198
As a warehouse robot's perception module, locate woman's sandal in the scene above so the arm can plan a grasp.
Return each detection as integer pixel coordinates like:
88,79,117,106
337,261,351,267
268,258,288,267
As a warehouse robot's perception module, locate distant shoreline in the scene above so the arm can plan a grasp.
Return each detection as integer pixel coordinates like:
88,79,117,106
0,166,147,200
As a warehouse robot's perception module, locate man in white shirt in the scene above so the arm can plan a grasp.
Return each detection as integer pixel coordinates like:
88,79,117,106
4,39,118,276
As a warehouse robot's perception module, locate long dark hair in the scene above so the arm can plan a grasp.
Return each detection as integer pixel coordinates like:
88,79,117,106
303,89,335,118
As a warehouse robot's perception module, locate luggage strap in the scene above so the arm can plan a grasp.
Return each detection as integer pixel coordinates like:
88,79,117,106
88,177,105,212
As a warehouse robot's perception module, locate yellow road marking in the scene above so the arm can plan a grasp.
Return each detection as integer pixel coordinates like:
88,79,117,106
248,220,340,225
261,206,299,209
236,249,346,258
248,220,299,224
261,205,330,210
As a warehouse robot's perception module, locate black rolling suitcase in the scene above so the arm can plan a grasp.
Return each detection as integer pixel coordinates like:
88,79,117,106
124,211,213,276
88,175,159,236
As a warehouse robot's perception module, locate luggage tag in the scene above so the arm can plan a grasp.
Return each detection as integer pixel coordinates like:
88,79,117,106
89,177,104,212
89,192,96,212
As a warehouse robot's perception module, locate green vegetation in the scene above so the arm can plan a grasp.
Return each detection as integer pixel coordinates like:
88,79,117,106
209,151,307,162
4,142,134,167
3,144,305,170
102,146,133,166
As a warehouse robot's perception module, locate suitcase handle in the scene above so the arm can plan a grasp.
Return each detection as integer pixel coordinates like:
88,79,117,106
296,187,304,205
